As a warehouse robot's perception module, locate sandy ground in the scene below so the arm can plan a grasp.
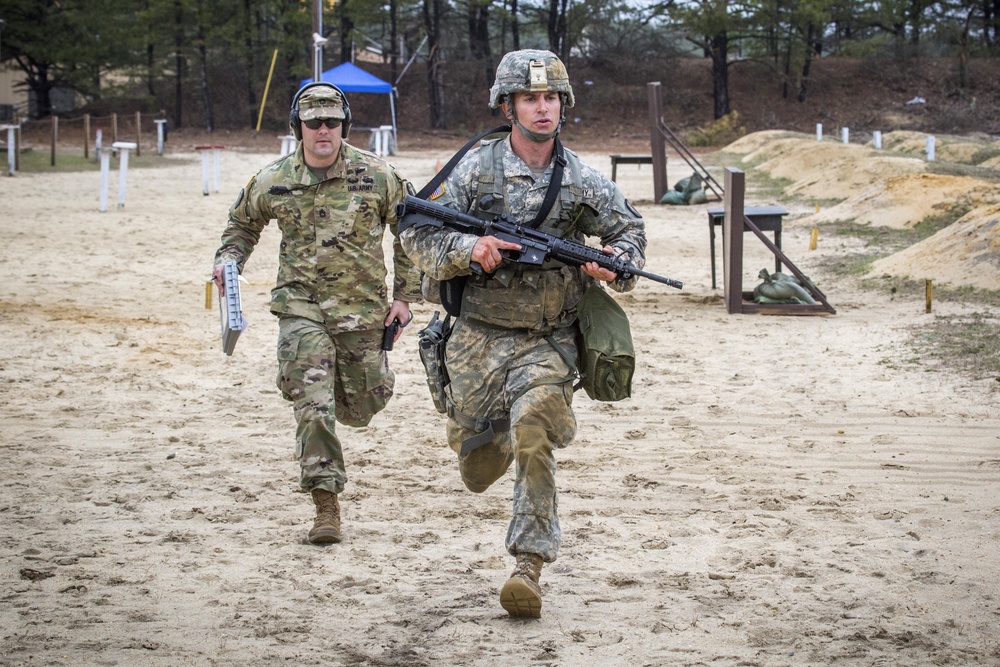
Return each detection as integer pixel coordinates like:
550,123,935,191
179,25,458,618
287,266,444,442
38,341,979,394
2,136,1000,667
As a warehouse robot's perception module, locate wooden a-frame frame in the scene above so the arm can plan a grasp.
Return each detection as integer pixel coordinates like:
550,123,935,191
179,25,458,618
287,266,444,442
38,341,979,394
723,168,836,316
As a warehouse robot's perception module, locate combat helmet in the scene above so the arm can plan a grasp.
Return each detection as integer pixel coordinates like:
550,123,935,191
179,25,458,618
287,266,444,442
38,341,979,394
489,50,575,110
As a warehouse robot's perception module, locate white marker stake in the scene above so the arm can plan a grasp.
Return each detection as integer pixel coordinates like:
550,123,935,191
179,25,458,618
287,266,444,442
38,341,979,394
201,149,210,195
99,148,111,212
155,119,167,155
4,125,15,175
113,142,137,209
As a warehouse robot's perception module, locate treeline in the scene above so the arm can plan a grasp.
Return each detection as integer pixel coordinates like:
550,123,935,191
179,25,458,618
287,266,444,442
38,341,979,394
1,0,998,131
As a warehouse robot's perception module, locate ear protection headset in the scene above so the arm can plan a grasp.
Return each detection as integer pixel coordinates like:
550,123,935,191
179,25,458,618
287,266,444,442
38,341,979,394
289,81,353,141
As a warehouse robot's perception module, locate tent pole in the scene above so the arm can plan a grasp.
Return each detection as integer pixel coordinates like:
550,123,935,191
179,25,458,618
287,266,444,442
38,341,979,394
390,89,398,150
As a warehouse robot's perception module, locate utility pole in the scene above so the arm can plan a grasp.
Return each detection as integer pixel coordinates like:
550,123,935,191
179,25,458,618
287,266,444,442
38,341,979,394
312,0,325,81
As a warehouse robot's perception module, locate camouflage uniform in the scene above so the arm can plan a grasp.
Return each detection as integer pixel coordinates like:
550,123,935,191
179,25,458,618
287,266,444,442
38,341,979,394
214,100,421,495
400,133,646,562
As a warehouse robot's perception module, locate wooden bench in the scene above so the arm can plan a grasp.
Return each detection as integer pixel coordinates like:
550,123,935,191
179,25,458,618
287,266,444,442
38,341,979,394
610,154,655,182
708,205,788,289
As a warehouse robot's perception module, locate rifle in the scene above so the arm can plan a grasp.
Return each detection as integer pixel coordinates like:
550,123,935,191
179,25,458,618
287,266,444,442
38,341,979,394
397,195,683,289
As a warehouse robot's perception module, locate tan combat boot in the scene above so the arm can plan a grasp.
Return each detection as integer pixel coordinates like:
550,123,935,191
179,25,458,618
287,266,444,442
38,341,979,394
500,552,544,618
308,489,342,544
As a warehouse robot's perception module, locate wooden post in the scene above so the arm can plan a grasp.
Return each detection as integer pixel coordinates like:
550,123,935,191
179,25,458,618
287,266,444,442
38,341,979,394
647,82,667,203
50,115,58,167
15,126,21,171
723,168,745,314
925,279,933,313
135,111,141,156
84,114,91,159
112,113,118,142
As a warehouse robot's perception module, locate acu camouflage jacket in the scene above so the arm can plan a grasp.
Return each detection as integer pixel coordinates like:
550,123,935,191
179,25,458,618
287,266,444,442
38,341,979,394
215,142,422,331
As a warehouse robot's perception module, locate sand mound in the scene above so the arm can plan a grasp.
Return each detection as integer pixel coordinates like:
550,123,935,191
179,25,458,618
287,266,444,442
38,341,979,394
721,130,1000,290
868,204,1000,289
876,130,999,165
722,130,808,155
742,136,926,200
795,173,1000,228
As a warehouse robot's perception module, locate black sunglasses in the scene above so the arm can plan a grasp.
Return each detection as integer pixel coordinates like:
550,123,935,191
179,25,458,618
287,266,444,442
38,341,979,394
302,118,340,130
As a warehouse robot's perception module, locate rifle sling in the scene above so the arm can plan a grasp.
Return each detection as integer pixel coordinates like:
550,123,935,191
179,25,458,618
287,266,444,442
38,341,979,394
529,138,566,229
416,125,512,200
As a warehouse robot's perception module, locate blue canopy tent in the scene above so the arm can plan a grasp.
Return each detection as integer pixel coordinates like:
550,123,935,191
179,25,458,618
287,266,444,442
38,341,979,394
301,62,397,150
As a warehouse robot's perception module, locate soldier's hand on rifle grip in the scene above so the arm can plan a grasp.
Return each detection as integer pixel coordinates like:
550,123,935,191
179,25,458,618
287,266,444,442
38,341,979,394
471,236,521,274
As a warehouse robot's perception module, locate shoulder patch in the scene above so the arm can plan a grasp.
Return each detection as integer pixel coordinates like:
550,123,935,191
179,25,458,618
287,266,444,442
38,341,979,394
233,187,245,208
429,184,446,200
625,199,642,218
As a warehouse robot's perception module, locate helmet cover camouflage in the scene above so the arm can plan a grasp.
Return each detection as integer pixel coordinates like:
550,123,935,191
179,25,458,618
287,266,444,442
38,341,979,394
297,85,347,121
489,50,575,109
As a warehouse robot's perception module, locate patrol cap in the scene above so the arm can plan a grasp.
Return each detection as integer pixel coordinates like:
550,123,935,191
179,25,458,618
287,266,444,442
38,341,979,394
297,85,347,121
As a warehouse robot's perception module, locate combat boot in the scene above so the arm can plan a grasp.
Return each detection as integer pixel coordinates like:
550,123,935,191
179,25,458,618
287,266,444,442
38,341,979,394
308,489,342,544
500,552,544,618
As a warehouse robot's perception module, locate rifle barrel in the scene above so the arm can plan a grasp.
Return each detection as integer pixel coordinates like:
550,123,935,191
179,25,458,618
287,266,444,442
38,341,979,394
630,267,683,289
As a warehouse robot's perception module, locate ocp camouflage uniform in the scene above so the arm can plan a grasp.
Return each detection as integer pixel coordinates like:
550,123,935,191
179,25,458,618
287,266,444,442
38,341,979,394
215,141,421,494
400,134,646,562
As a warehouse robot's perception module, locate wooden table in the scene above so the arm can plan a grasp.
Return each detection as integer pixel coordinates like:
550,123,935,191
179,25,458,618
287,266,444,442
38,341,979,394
610,154,654,182
708,205,788,289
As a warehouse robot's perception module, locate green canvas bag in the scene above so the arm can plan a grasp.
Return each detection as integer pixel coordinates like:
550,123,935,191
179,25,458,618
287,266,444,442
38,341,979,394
575,285,635,402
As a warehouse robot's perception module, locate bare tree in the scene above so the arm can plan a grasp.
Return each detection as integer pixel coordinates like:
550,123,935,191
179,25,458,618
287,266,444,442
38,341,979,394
423,0,447,128
195,0,214,131
546,0,570,60
467,0,493,83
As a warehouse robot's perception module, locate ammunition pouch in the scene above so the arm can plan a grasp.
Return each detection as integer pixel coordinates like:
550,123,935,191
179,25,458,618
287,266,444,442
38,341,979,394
463,265,579,331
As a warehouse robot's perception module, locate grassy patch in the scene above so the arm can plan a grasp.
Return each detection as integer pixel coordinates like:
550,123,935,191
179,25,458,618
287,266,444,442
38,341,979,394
906,310,1000,381
713,161,798,203
685,112,747,148
11,148,189,173
815,219,1000,383
813,202,971,277
926,160,1000,182
968,146,1000,166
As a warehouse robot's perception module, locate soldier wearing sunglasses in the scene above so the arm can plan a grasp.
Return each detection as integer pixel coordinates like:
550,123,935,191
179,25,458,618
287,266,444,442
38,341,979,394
211,82,421,545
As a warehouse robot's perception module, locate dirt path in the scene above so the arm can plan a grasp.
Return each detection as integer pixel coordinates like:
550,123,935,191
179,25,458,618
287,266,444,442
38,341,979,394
1,144,998,666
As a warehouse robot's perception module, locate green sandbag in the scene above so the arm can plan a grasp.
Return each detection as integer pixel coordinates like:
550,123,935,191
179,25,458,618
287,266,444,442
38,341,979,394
752,269,817,305
660,190,690,205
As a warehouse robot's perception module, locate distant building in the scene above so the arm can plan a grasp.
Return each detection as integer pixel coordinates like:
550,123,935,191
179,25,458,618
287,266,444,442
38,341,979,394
0,63,29,122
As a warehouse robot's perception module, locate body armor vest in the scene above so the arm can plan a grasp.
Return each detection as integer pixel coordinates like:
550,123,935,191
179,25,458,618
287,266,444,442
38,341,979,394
461,139,596,331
